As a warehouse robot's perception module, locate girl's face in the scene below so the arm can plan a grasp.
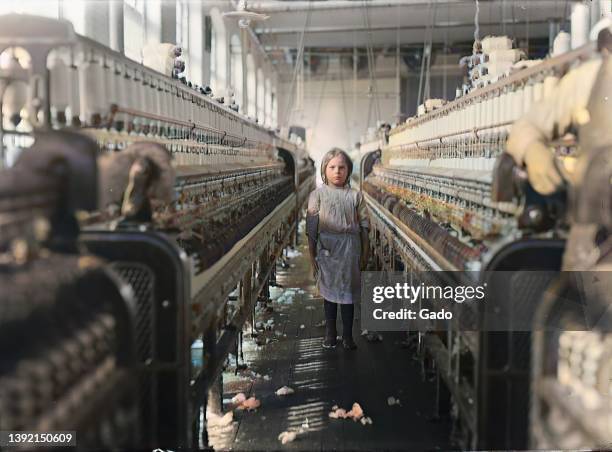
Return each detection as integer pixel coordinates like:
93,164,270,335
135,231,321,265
325,155,349,187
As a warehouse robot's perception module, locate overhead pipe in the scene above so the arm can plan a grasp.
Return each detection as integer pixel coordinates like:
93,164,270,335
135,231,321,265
249,0,472,13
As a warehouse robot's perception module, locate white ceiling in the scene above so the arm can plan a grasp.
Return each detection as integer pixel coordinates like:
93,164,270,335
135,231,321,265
250,0,571,49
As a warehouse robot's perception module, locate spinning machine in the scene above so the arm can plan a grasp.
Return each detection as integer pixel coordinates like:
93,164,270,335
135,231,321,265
0,14,314,449
359,37,610,449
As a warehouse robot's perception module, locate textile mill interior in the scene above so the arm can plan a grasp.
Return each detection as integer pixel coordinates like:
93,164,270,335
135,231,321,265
1,0,611,450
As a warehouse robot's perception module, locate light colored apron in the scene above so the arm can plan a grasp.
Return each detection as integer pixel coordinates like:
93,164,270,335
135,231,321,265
316,230,361,304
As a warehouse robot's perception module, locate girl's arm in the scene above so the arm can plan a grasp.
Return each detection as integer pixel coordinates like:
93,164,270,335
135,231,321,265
357,192,370,270
360,228,370,271
306,190,320,278
306,215,319,278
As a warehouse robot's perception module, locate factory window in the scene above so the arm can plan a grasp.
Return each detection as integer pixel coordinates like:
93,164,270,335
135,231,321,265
204,16,212,53
271,91,277,129
230,34,244,111
176,0,188,49
257,67,265,122
246,53,256,118
144,0,161,45
124,0,145,62
209,8,227,97
265,77,272,127
188,2,203,86
211,26,216,86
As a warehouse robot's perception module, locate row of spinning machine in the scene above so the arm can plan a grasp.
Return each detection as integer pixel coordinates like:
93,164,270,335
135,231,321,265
0,14,315,450
358,38,611,450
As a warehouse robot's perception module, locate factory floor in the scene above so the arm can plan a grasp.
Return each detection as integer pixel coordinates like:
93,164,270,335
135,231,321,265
206,238,452,451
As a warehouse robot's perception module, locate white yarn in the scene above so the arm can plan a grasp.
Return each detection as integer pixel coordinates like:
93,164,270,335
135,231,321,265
481,36,512,53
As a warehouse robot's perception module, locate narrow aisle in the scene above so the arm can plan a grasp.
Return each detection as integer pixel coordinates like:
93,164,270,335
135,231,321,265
209,236,451,451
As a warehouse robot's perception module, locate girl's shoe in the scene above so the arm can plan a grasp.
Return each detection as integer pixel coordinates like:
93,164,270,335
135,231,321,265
323,336,337,349
342,337,357,350
323,322,337,349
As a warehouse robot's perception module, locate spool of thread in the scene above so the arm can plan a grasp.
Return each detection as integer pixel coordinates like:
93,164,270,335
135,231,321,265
142,74,151,115
191,98,198,136
130,72,141,130
479,99,487,128
571,3,590,49
177,89,189,121
513,88,524,121
499,91,509,123
115,67,130,131
552,31,571,56
103,63,118,128
3,80,27,129
456,106,463,133
202,101,210,128
442,113,449,137
175,89,183,123
485,97,493,128
139,73,150,129
453,107,461,133
146,77,157,130
523,84,534,113
153,83,163,130
466,104,474,131
195,97,203,126
151,77,162,132
1,56,27,129
48,53,70,126
79,57,106,127
68,63,80,126
533,81,544,103
171,84,179,127
173,89,181,123
183,91,191,122
439,113,446,136
488,49,522,64
465,105,473,132
543,75,559,99
470,103,478,130
474,100,481,129
492,94,501,126
164,83,174,124
481,36,512,54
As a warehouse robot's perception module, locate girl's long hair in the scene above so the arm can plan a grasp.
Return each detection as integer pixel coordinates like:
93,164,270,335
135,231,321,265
320,148,353,187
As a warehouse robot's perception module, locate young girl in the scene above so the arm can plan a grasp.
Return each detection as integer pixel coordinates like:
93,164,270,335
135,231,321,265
306,148,370,350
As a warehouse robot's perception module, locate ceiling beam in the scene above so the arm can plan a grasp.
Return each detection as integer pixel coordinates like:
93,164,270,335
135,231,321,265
255,19,551,35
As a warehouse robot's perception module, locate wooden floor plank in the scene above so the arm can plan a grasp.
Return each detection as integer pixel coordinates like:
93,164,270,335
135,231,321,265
212,240,451,451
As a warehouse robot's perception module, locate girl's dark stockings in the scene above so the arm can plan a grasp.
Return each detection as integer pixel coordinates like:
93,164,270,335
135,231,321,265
324,299,354,339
